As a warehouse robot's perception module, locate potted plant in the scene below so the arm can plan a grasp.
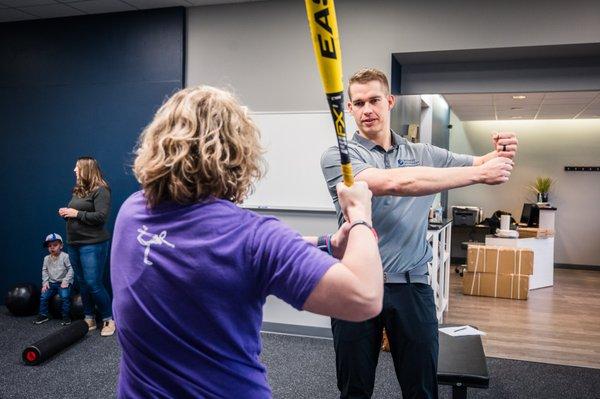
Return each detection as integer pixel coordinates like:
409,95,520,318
529,176,554,203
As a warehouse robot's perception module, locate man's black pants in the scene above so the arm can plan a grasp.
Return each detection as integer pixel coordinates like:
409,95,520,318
331,282,439,399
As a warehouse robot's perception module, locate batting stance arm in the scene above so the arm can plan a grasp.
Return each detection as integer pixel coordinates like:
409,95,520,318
303,183,382,322
356,157,514,197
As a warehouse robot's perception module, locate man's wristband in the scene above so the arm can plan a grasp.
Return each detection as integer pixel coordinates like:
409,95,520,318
317,234,333,255
349,220,378,240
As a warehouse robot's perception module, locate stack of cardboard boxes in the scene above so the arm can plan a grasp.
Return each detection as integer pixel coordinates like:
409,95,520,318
462,245,534,300
517,227,554,238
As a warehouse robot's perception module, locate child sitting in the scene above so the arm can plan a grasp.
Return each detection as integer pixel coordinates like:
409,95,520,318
34,233,74,326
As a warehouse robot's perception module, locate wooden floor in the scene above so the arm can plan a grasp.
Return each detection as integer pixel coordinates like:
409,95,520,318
444,268,600,369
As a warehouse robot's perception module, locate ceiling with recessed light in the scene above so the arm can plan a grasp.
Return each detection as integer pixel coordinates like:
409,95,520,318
0,0,263,22
444,91,600,121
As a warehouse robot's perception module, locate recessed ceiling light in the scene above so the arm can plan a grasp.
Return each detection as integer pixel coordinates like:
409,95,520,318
511,116,523,119
512,95,527,100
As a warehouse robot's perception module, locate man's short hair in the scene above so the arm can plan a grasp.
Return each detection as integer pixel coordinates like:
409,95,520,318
347,68,390,99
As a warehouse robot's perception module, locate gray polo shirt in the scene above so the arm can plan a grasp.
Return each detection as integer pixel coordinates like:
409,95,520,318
321,131,473,274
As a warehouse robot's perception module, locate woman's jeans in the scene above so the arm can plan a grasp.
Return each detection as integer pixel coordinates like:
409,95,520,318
67,241,112,321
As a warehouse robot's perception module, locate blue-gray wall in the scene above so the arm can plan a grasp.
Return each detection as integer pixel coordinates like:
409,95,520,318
0,7,185,301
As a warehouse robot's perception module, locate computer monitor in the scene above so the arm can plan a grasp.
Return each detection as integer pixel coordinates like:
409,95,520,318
520,203,539,227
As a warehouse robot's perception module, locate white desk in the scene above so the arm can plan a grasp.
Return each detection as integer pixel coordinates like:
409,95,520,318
427,221,452,323
485,235,554,289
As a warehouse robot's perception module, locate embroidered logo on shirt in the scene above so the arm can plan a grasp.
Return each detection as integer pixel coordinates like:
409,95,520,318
398,158,419,167
136,225,175,266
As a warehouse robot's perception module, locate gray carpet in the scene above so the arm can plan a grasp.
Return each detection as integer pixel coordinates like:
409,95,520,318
1,307,599,398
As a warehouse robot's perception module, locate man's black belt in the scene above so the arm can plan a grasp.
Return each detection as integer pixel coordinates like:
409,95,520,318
383,263,430,284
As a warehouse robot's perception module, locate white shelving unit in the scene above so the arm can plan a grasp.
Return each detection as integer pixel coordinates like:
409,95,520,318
427,221,452,323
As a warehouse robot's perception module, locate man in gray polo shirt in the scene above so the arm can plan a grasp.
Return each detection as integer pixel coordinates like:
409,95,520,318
320,68,518,399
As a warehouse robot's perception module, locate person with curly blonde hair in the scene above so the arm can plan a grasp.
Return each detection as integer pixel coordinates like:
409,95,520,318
110,85,383,398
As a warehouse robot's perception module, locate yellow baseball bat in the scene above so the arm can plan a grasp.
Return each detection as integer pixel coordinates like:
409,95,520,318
305,0,354,186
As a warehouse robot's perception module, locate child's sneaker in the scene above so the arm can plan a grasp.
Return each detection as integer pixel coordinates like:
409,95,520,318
61,317,72,326
33,314,49,325
85,318,97,331
101,320,116,337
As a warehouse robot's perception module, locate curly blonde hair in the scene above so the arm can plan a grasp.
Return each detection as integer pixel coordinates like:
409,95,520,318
73,157,109,198
133,86,265,208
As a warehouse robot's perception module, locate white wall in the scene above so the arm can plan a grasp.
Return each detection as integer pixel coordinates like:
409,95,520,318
448,116,600,267
185,0,600,326
187,0,600,111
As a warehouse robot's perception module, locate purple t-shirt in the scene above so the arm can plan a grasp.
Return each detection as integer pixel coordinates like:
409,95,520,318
111,191,336,398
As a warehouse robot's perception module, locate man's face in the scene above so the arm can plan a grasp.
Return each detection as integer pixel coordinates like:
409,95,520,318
348,80,395,136
47,241,62,256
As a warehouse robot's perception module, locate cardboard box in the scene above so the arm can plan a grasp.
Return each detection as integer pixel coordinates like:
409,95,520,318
467,245,534,275
462,272,529,300
517,227,555,238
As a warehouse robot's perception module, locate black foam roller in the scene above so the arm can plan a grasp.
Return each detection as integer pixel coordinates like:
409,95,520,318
22,320,88,365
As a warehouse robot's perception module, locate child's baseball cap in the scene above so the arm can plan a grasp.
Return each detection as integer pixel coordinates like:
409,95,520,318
43,233,63,247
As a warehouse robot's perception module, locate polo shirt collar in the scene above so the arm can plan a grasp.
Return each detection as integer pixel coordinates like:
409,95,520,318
352,130,406,151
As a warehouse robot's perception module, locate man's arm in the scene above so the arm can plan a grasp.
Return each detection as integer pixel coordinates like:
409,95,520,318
473,132,518,166
472,151,497,167
359,131,518,196
357,157,513,197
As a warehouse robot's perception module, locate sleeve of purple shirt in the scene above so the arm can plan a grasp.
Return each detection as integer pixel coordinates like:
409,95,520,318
250,217,338,310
